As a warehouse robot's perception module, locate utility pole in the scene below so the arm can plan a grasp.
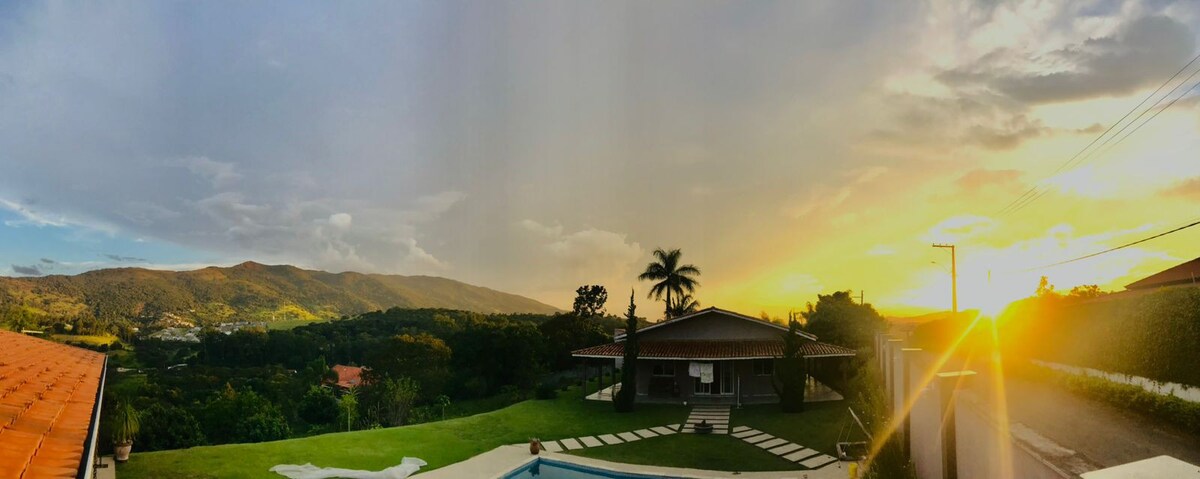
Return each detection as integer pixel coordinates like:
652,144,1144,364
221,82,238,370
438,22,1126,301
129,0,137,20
932,244,957,314
858,290,864,305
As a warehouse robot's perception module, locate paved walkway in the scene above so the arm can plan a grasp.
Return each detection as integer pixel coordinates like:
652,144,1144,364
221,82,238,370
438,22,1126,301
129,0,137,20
518,404,839,472
585,384,620,402
539,424,682,453
681,405,730,434
730,426,838,469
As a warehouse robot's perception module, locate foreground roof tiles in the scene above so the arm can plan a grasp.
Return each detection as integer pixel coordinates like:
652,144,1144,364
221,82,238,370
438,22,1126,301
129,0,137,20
572,339,856,360
0,331,105,479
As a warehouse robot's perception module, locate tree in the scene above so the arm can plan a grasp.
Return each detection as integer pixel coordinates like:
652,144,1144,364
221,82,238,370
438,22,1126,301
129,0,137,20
1036,276,1057,298
638,248,701,318
137,404,206,452
298,385,340,426
337,387,359,432
365,333,451,401
538,312,609,371
666,293,700,317
801,291,885,350
572,285,608,318
1067,284,1102,299
361,377,421,427
199,385,290,444
614,290,639,413
774,313,808,413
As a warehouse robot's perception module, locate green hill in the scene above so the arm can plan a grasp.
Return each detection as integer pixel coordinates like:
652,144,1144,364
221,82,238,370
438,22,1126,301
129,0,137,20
0,261,560,326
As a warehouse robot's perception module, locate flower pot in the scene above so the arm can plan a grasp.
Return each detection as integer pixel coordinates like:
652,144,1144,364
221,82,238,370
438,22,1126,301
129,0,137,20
114,441,133,463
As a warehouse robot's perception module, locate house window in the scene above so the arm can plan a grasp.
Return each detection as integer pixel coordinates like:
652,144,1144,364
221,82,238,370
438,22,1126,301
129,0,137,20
652,362,676,377
753,359,774,376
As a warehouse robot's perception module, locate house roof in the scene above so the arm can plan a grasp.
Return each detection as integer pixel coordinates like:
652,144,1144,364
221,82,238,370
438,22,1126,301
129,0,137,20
572,339,856,360
1125,257,1200,290
0,331,106,479
620,306,818,341
330,365,364,389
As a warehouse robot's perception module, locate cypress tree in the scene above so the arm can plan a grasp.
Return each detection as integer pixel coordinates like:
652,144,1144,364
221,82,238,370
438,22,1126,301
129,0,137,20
614,290,639,412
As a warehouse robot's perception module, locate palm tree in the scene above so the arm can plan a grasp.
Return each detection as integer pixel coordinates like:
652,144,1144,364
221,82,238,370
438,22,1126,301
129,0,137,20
666,294,701,317
638,248,701,318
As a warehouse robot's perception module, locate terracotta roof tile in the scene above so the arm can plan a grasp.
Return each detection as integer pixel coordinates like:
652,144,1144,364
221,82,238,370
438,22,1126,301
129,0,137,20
572,339,856,360
0,331,105,479
330,364,365,389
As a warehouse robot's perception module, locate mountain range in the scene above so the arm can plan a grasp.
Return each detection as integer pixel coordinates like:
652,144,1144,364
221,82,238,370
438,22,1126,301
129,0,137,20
0,261,560,325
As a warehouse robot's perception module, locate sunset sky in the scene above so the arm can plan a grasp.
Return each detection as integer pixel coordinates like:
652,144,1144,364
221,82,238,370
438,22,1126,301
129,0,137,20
2,1,1200,316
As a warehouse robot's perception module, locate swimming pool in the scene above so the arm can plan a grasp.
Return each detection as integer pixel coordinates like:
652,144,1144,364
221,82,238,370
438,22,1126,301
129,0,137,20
502,458,691,479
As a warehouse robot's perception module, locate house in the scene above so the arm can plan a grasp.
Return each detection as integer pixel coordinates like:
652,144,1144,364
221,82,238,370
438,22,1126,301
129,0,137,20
329,364,366,389
0,330,107,479
571,307,855,405
1125,256,1200,290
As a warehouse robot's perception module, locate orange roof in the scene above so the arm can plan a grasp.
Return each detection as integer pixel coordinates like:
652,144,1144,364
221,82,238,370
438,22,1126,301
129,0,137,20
330,365,364,389
1126,256,1200,290
0,331,105,479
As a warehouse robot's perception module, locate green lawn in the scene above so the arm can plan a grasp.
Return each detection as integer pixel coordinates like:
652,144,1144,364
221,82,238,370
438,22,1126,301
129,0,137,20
120,392,849,479
735,400,848,456
119,388,684,479
52,333,120,346
573,400,848,471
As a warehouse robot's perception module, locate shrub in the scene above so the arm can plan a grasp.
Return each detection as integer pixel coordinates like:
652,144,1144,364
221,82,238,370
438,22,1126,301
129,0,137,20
535,382,558,400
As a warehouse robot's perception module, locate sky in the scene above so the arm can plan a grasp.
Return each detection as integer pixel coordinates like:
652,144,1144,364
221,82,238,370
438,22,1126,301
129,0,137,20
2,0,1200,317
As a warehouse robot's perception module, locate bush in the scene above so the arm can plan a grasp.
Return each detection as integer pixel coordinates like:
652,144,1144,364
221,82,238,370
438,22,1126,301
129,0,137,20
138,404,206,451
534,382,558,400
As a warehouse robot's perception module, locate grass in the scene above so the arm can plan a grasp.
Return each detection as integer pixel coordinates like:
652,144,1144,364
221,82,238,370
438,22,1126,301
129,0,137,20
52,333,120,346
120,387,850,479
569,434,801,471
571,400,849,472
265,318,333,330
735,400,849,456
119,387,685,479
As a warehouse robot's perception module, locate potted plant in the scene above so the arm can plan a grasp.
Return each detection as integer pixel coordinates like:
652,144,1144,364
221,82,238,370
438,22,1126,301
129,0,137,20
111,401,140,463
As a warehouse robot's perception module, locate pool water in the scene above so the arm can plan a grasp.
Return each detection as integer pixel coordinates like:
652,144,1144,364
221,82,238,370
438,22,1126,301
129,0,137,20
502,458,688,479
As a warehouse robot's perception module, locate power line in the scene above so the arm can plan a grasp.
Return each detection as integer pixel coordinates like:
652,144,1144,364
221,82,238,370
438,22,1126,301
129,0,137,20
1006,69,1200,218
996,49,1200,216
1019,217,1200,272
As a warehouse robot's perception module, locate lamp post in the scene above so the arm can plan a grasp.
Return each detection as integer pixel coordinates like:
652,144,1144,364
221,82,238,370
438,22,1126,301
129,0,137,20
932,244,957,314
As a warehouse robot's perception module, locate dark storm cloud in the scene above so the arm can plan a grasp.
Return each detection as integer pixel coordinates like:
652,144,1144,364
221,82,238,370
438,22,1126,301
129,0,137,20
941,15,1197,104
103,254,148,263
11,264,41,276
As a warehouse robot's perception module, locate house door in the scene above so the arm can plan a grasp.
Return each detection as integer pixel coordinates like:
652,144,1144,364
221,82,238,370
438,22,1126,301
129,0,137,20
693,362,736,395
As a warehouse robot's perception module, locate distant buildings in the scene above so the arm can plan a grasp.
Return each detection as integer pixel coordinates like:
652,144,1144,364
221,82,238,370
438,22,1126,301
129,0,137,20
329,364,366,390
146,321,266,342
1126,256,1200,290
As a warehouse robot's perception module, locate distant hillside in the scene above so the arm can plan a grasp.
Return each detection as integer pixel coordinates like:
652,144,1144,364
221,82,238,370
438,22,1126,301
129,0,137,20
0,261,561,325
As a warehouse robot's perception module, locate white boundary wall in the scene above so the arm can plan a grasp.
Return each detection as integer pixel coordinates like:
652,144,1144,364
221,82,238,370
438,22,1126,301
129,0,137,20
1032,360,1200,403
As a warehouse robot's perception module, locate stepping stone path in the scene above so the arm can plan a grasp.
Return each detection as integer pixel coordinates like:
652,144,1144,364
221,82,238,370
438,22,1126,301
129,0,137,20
537,423,684,455
729,426,838,470
680,405,730,434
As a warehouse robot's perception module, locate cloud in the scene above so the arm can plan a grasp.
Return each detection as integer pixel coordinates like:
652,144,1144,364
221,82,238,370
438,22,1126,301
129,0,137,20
941,15,1197,104
519,220,643,290
867,245,896,256
1166,177,1200,198
925,215,998,243
173,157,242,188
955,168,1023,192
103,254,148,263
40,258,56,264
11,264,42,276
328,213,353,230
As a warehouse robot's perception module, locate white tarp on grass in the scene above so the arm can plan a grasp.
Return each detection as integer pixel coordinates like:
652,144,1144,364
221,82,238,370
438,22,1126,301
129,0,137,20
270,458,428,479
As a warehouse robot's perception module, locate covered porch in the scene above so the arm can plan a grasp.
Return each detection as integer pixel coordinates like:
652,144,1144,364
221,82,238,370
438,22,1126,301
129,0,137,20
574,339,855,406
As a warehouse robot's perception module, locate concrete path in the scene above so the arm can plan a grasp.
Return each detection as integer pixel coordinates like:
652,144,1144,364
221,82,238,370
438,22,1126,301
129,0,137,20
730,425,838,470
537,423,683,454
681,405,730,434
